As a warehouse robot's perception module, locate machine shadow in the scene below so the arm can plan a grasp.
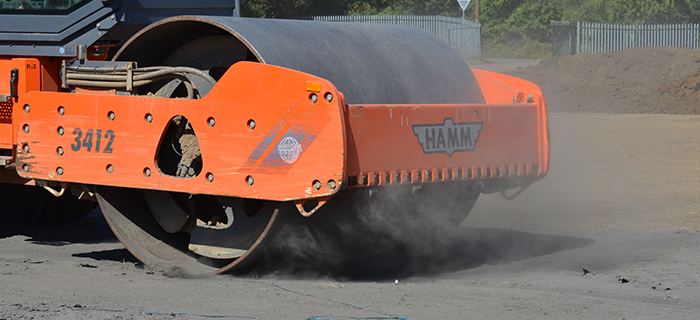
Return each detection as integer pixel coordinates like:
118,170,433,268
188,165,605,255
241,193,595,281
0,197,594,279
0,209,141,264
72,248,141,264
248,225,593,281
0,209,118,245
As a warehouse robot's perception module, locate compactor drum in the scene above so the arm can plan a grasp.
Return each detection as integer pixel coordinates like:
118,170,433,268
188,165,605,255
0,2,549,274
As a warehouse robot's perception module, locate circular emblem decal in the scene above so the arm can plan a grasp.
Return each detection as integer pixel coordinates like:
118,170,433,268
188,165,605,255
278,137,302,164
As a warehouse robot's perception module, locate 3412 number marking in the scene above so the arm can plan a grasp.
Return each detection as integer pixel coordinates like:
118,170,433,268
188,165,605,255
71,128,114,153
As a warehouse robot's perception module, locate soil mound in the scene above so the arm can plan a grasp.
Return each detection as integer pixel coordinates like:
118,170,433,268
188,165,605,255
653,69,700,114
508,47,700,114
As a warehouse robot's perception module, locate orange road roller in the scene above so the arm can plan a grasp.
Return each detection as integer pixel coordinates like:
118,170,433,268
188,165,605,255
0,5,548,274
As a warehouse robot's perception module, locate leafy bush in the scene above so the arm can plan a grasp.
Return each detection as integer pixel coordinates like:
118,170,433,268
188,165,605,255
240,0,700,58
572,0,699,24
479,0,565,58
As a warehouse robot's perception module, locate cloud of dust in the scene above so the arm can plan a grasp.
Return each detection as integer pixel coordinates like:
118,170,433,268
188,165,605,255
250,181,592,281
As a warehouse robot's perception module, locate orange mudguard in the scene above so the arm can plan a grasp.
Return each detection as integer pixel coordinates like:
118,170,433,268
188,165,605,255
12,61,549,204
343,69,549,188
14,62,347,201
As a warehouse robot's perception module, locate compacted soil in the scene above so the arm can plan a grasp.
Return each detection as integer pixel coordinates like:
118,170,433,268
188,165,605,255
2,47,700,319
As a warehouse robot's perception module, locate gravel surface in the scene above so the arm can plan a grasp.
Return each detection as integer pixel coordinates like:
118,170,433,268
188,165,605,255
2,51,700,319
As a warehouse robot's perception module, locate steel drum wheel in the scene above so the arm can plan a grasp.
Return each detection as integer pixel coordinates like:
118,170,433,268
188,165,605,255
96,34,279,274
96,186,281,274
98,17,487,274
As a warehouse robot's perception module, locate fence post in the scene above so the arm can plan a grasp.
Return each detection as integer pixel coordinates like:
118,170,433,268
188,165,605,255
576,21,580,54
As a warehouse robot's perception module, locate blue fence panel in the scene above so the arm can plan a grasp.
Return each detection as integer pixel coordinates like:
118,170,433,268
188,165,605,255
573,22,700,54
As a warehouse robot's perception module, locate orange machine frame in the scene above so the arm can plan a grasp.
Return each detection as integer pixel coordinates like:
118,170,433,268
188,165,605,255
1,57,549,210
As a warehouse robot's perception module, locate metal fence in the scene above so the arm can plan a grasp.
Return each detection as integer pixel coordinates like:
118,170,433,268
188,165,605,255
551,21,576,56
300,15,482,61
553,21,700,55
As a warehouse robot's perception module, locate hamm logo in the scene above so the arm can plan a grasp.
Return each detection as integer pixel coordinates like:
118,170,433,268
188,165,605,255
412,118,483,156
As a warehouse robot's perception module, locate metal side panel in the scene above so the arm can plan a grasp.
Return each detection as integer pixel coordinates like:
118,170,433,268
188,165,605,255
344,102,548,187
0,1,238,56
13,62,347,201
0,0,107,33
123,0,237,23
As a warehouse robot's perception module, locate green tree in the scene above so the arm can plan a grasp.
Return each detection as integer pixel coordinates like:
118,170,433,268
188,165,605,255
242,0,348,18
241,0,463,17
346,0,461,16
478,0,567,58
573,0,694,24
239,0,700,59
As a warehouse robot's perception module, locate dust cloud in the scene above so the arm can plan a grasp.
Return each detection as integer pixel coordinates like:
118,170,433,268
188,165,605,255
250,181,591,281
249,49,700,280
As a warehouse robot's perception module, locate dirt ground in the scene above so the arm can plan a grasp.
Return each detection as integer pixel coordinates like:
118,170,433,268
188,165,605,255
508,47,700,115
2,49,700,319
